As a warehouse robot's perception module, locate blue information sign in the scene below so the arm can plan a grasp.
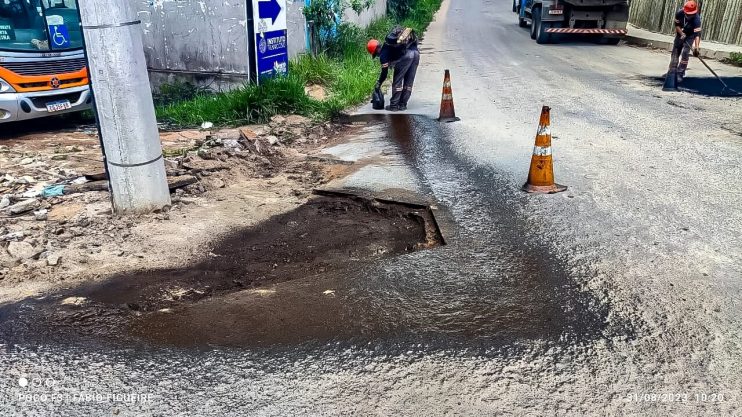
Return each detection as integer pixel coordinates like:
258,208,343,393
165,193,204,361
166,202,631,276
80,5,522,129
252,0,288,81
255,29,288,78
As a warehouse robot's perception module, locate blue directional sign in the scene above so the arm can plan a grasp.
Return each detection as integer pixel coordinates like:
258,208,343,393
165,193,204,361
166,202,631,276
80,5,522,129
258,0,282,25
252,0,288,81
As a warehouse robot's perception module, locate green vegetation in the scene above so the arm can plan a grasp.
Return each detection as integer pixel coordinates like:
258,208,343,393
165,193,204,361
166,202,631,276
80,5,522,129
156,75,315,127
156,0,442,127
724,52,742,67
303,0,375,51
153,80,210,106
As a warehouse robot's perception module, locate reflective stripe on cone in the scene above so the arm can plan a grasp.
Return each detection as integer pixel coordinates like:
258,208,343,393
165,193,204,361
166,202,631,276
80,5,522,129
523,106,567,194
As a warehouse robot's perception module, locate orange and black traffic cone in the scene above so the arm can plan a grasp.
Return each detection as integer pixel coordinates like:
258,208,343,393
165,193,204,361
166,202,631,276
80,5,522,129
523,106,567,194
438,69,460,123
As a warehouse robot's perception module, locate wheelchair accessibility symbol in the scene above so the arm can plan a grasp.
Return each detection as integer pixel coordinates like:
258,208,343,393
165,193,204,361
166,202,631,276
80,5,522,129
48,24,70,49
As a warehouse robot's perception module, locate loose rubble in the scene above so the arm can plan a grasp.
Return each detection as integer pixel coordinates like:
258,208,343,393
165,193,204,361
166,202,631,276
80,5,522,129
0,115,345,296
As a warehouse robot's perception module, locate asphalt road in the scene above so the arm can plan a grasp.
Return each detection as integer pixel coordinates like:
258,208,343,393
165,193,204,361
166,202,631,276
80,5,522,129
367,0,742,413
3,0,742,415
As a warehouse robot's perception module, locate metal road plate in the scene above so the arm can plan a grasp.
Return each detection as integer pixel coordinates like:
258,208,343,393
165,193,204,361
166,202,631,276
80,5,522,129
46,100,72,113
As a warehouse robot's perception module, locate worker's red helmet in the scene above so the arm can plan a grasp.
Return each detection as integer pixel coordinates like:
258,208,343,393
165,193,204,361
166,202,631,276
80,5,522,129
683,1,698,14
367,39,380,56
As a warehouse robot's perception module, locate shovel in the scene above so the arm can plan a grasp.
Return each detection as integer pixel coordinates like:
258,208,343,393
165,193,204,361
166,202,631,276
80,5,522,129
695,54,738,96
682,39,739,96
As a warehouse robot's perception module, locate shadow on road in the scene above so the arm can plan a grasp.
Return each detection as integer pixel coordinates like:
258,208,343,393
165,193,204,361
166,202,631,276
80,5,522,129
0,114,96,140
677,76,742,97
644,75,742,97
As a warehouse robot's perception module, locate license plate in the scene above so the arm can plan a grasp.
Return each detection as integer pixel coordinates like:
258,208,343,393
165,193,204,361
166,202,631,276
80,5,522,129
46,100,72,113
549,9,564,14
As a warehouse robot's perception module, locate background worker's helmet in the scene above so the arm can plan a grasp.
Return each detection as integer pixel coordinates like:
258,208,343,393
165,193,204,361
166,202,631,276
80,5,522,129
367,39,380,57
683,1,698,14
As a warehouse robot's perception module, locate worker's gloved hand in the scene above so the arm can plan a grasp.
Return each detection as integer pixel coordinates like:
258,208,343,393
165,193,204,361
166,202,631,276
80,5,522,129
680,34,687,40
693,47,700,57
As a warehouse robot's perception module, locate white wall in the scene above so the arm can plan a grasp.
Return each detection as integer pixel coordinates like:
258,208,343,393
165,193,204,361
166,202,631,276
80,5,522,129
137,0,250,76
344,0,387,28
135,0,387,90
286,0,308,58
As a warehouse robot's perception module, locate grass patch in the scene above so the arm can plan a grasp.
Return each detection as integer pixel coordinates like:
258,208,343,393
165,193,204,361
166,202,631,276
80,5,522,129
723,52,742,67
158,75,317,126
291,53,339,85
153,81,210,107
156,0,442,128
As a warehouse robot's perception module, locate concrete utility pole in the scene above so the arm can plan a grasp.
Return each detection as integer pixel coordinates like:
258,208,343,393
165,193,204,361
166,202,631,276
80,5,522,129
78,0,171,213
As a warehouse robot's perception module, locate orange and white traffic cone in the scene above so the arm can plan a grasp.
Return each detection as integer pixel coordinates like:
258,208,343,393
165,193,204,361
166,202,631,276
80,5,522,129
523,106,567,194
438,69,460,123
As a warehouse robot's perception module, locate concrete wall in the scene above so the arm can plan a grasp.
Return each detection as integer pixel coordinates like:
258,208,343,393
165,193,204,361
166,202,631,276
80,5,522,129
136,0,251,91
344,0,387,28
136,0,386,91
286,0,308,58
137,0,251,76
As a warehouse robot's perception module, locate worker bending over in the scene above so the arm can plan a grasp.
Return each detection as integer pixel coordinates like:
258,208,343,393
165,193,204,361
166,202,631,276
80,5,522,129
367,27,420,111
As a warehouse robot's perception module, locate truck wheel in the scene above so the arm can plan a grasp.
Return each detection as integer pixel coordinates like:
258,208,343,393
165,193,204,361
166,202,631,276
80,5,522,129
536,23,552,44
531,8,552,43
530,7,539,39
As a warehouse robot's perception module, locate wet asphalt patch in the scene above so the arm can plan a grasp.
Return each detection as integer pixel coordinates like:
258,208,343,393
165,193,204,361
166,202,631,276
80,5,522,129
645,75,742,97
0,195,442,348
0,115,617,353
360,114,616,347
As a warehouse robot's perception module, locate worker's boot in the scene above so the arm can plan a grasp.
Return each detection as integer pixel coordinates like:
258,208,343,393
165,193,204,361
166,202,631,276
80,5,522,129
389,88,404,110
399,90,412,111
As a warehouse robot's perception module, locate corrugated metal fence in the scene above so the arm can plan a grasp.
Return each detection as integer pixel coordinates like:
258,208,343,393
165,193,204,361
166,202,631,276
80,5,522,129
629,0,742,45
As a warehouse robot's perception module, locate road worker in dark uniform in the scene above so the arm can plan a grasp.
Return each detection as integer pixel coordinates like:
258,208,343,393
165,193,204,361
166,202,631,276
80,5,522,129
673,1,702,82
367,27,420,111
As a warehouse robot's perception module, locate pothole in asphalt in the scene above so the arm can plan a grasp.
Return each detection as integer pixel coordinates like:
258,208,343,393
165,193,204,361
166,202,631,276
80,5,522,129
640,75,742,97
1,115,617,351
0,194,443,348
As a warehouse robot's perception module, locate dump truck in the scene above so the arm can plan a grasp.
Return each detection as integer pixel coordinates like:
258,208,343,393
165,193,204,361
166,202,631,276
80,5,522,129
0,0,91,124
514,0,629,45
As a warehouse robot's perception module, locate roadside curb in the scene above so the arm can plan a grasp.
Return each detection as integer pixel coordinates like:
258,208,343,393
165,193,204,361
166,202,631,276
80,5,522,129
624,33,738,61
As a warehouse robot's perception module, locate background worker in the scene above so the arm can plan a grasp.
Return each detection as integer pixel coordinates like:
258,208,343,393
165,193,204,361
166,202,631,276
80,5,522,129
367,27,420,111
674,1,702,82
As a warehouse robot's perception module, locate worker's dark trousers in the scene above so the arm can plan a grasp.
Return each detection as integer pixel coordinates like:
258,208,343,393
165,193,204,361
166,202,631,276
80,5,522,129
390,49,420,108
673,34,695,75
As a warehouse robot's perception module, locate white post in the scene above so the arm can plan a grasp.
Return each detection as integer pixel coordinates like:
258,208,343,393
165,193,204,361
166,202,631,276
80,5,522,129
78,0,171,213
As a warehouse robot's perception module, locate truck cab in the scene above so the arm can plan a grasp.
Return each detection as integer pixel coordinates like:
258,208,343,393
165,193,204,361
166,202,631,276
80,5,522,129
0,0,91,124
515,0,629,44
